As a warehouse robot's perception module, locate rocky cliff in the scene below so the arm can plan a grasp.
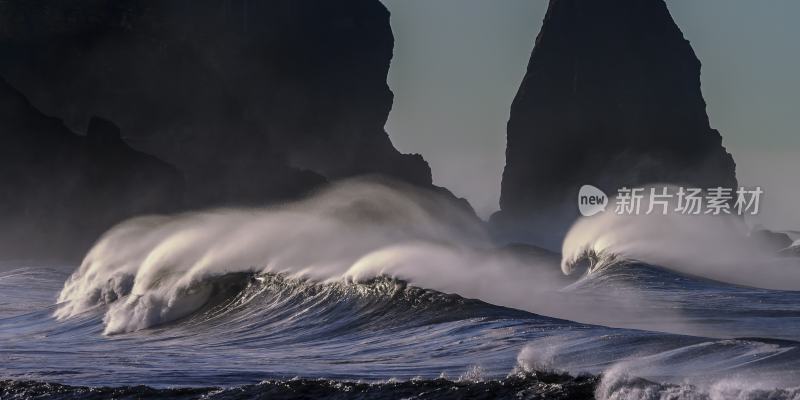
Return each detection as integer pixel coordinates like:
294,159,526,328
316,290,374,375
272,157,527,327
493,0,738,247
0,77,182,259
0,0,432,209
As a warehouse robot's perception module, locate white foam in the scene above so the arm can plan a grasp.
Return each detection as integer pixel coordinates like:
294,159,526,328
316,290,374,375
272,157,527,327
561,188,800,290
56,179,567,334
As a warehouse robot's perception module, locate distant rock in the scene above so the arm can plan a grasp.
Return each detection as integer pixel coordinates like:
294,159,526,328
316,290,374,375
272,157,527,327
0,0,433,209
493,0,737,248
0,77,182,260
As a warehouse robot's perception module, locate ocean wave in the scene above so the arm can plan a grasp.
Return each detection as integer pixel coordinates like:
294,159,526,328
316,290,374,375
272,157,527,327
52,179,800,342
54,180,568,334
560,203,800,290
133,273,542,340
515,337,800,400
30,179,800,394
595,364,800,400
9,262,800,389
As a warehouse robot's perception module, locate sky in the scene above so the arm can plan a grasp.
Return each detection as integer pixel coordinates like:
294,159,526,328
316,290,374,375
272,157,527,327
380,0,800,230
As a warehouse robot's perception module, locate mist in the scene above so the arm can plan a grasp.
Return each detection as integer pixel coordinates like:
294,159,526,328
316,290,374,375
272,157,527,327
562,191,800,291
57,180,569,334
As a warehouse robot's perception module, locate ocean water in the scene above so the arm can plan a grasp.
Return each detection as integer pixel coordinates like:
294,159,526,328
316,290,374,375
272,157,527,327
2,181,800,399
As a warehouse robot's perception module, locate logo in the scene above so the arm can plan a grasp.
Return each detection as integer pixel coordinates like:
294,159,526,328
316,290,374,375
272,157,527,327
578,185,608,216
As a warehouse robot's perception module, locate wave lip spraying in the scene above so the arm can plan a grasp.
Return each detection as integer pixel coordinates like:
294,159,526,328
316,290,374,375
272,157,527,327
55,179,491,334
561,187,800,291
54,179,573,334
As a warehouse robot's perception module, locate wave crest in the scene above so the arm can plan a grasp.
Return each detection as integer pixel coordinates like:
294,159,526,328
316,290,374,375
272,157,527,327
55,179,565,334
561,200,800,290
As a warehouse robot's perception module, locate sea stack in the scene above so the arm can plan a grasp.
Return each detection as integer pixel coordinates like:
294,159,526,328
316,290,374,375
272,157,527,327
493,0,737,248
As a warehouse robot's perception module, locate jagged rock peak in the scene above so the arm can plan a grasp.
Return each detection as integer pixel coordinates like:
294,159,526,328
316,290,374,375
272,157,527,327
494,0,737,246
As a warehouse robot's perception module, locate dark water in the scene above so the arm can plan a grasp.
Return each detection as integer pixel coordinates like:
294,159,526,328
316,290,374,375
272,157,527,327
1,373,599,399
2,260,800,399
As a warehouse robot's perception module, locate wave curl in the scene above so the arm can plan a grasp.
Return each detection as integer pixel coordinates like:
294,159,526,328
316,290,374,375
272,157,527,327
55,179,564,334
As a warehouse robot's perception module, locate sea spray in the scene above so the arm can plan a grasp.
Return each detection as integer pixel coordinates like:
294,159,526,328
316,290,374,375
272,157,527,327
55,179,800,337
561,187,800,290
56,179,568,334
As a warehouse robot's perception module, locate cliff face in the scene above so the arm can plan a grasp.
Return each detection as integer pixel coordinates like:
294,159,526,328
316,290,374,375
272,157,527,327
0,0,431,208
0,77,182,259
494,0,737,246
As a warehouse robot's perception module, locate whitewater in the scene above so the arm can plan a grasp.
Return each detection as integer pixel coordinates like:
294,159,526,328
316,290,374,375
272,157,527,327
3,179,800,399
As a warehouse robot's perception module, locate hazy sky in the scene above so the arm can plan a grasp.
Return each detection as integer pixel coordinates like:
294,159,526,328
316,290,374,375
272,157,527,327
381,0,799,230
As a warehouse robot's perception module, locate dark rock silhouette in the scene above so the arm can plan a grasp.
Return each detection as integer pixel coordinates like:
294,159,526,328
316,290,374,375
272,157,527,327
0,77,182,259
493,0,738,248
0,1,477,260
0,0,432,209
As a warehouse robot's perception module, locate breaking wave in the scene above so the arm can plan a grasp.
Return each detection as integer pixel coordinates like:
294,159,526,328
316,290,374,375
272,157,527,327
3,180,799,397
561,205,800,290
55,179,566,334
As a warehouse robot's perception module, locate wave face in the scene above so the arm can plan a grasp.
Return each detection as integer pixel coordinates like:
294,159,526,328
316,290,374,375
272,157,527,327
7,267,800,392
54,179,572,334
561,206,800,290
3,181,800,398
4,268,598,386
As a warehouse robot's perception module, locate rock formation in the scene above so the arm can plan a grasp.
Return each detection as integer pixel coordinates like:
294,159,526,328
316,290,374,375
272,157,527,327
0,77,182,259
0,1,478,259
0,0,432,209
493,0,738,248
